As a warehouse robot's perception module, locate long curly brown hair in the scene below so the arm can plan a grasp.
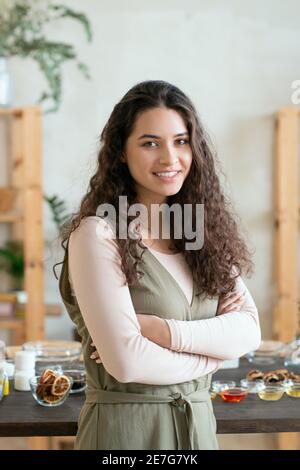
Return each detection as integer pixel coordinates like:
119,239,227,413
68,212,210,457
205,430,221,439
57,80,253,298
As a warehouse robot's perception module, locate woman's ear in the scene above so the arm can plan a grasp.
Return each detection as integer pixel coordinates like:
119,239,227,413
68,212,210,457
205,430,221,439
120,152,126,163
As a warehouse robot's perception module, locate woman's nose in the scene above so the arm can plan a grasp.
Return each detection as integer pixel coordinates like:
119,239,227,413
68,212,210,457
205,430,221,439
159,150,178,165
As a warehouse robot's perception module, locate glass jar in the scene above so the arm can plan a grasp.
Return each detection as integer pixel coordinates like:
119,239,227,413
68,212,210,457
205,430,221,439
246,340,285,365
284,339,300,367
23,340,82,372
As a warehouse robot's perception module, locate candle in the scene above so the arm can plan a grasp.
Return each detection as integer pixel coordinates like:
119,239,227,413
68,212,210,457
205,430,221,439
14,370,35,391
15,351,35,371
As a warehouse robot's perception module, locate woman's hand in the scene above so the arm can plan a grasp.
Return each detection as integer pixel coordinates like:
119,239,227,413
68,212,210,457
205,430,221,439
90,342,102,363
89,314,171,363
217,289,246,315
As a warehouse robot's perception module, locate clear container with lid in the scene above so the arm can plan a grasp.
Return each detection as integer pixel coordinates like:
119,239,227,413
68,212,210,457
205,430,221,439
246,340,286,365
284,338,300,367
23,340,82,372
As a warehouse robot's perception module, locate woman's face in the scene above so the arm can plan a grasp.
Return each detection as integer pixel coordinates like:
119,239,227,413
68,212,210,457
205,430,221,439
122,107,193,206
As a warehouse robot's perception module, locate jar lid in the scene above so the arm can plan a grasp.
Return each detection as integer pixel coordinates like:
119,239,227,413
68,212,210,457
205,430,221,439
23,340,82,362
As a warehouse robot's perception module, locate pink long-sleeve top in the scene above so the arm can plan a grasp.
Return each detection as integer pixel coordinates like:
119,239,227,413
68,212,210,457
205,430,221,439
68,216,261,385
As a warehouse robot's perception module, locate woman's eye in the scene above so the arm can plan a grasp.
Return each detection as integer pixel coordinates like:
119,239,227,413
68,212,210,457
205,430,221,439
142,139,189,147
142,141,158,147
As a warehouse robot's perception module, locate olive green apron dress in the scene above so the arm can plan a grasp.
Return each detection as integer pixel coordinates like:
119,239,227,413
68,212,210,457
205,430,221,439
59,238,219,450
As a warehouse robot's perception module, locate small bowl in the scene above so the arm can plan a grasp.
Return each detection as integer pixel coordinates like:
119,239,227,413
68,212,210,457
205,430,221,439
63,369,86,394
285,382,300,398
220,387,248,403
30,375,73,407
240,378,265,393
211,380,236,393
258,384,285,401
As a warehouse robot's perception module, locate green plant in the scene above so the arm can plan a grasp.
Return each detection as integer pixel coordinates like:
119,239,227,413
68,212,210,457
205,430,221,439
44,193,70,231
0,0,92,113
0,194,69,289
0,240,24,290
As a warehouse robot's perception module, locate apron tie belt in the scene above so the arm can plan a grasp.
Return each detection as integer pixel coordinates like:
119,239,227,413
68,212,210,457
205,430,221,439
85,387,210,450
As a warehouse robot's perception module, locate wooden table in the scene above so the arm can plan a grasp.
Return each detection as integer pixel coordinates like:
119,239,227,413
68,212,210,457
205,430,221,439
1,359,299,437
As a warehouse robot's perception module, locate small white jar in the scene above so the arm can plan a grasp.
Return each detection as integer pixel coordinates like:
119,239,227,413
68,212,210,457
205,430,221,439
15,351,35,371
14,370,35,391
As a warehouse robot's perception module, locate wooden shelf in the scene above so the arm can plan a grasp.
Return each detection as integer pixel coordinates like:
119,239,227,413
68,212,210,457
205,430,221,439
0,108,25,117
0,106,45,344
273,107,300,452
0,318,25,344
273,107,299,343
0,211,23,223
45,303,62,316
0,302,62,320
0,318,23,327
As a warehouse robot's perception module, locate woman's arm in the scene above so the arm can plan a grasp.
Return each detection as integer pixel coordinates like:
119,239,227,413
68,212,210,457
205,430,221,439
162,275,261,360
69,216,223,385
135,289,246,350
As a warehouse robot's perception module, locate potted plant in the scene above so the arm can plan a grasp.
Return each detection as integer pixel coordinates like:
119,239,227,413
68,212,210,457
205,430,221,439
0,240,24,291
0,193,70,291
0,0,92,112
44,193,70,233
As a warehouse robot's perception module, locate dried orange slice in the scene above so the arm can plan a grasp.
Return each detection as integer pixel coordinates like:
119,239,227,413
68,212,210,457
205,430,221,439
43,393,62,404
40,368,56,385
51,375,71,397
37,369,57,398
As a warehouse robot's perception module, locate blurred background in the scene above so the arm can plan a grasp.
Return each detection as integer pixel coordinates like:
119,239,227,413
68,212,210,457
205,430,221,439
0,0,299,450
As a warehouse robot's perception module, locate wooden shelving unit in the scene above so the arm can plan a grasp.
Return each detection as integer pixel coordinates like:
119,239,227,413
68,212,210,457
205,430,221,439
0,106,45,343
273,107,299,342
274,107,300,450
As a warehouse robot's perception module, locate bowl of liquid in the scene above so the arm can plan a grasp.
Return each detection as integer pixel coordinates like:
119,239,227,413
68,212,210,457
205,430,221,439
211,380,236,393
285,382,300,398
258,384,285,401
220,387,248,403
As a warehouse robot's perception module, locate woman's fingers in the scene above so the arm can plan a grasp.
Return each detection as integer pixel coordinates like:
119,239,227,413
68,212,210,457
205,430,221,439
90,342,102,363
217,291,246,315
90,350,100,359
225,295,245,311
219,291,246,310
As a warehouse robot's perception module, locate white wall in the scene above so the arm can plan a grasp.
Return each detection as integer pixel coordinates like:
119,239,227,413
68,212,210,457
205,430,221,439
2,0,300,341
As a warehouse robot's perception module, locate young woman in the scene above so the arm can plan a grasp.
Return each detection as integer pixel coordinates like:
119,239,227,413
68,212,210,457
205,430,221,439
58,80,261,450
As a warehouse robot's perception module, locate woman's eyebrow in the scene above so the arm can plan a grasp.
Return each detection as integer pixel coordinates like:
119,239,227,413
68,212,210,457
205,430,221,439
138,132,189,140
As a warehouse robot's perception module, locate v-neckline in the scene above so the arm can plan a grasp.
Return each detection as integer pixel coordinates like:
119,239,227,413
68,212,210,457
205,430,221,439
144,247,195,309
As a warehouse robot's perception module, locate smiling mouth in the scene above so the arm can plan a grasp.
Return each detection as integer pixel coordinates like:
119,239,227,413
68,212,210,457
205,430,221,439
152,170,181,177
